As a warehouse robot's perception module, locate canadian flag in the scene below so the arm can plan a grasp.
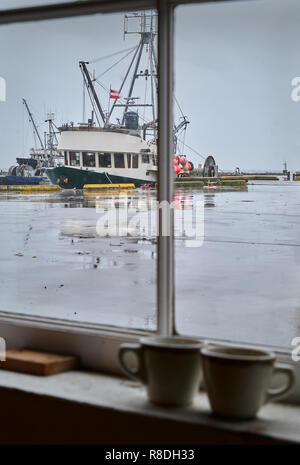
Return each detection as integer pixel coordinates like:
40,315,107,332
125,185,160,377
110,89,120,99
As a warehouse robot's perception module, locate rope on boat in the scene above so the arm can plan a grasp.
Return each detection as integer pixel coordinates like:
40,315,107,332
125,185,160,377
104,172,113,184
177,140,206,161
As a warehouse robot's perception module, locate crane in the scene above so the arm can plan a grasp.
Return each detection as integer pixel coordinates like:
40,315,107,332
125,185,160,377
79,61,106,126
22,98,44,150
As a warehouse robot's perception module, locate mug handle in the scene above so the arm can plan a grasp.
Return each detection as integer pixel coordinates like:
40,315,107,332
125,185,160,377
265,363,295,404
119,343,147,383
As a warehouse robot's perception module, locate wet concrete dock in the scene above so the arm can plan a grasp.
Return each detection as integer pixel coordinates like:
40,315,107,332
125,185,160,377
0,181,299,349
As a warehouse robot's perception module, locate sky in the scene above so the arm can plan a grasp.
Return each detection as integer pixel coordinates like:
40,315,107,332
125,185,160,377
0,0,300,171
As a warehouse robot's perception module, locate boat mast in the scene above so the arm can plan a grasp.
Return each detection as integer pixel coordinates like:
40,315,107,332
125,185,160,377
22,98,45,150
106,44,141,124
120,11,158,127
79,11,158,136
45,113,59,152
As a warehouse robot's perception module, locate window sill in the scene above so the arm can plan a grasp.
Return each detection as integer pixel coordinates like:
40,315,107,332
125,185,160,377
0,369,299,444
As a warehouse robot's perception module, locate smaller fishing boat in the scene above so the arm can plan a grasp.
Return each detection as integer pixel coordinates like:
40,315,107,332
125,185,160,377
7,99,63,185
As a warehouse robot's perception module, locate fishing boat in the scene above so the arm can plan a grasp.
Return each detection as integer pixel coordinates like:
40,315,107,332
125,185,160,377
46,11,217,189
47,12,191,189
46,118,158,189
7,99,63,185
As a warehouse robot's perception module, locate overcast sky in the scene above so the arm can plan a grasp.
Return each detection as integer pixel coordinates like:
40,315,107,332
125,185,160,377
0,0,300,171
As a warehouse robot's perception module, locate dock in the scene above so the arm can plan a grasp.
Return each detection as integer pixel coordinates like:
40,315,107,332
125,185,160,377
83,184,135,190
174,177,248,188
219,175,279,181
0,185,60,192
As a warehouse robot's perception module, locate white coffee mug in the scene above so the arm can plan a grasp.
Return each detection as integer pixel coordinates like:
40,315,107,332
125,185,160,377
119,336,203,407
201,345,295,419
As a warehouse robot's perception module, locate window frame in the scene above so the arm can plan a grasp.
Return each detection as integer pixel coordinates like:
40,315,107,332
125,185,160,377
98,152,112,168
64,151,69,165
142,153,150,164
114,152,125,168
82,151,96,167
127,153,131,168
132,153,139,168
69,151,81,167
1,0,300,403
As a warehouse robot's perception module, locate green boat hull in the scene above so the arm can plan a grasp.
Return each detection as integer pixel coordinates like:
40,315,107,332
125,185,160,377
46,166,155,189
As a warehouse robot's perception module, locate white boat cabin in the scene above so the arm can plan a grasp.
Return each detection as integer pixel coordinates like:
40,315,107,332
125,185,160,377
59,126,158,182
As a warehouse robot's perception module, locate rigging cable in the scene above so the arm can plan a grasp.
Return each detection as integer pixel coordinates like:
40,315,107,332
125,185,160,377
174,95,185,119
177,139,206,160
142,50,150,121
22,102,24,157
88,46,137,64
94,46,138,81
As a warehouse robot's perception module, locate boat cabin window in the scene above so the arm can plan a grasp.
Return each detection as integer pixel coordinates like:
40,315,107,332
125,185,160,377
132,154,139,168
99,153,111,168
69,151,80,166
83,152,96,167
127,154,131,168
152,155,158,166
64,152,68,165
142,154,150,164
114,153,125,168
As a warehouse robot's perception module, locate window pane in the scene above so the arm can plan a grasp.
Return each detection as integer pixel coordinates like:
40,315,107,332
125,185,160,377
142,154,149,164
127,153,131,168
174,1,300,349
114,153,125,168
70,151,80,166
99,153,111,168
64,151,68,165
132,154,139,168
0,10,158,330
83,152,95,167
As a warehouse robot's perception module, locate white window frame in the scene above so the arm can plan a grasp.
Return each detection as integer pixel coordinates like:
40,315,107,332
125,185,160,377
69,151,81,167
0,0,299,403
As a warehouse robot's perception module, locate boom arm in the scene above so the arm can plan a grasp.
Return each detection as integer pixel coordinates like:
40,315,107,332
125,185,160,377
80,61,106,126
22,98,44,150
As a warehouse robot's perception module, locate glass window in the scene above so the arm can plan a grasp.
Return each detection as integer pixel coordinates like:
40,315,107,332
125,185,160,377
2,3,300,401
152,155,157,166
99,153,111,168
82,152,95,167
174,2,300,350
142,154,150,164
114,153,125,168
69,151,80,166
64,151,68,166
0,8,158,333
127,153,131,168
132,154,139,168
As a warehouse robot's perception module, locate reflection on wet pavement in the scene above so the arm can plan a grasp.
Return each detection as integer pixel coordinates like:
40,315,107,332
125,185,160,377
0,182,299,348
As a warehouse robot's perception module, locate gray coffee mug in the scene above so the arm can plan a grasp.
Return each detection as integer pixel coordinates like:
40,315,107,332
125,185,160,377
119,336,203,407
201,345,295,420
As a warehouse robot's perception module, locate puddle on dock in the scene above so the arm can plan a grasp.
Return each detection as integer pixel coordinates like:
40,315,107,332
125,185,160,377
0,182,299,348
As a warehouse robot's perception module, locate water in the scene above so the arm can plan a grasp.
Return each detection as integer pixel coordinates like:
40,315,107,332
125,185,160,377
0,181,299,349
176,182,300,349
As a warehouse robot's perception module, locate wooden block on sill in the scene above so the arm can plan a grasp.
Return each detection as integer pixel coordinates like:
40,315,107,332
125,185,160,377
0,349,79,376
